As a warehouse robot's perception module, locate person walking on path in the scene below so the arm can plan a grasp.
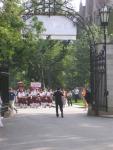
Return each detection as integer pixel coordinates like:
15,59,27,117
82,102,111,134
81,88,88,110
67,90,72,106
0,98,3,127
72,87,79,103
53,88,64,118
9,88,17,113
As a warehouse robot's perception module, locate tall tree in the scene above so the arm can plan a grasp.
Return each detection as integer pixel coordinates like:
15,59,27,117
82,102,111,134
0,0,24,62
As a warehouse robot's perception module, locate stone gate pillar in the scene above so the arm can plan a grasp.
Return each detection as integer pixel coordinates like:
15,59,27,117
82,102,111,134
106,43,113,113
88,43,113,116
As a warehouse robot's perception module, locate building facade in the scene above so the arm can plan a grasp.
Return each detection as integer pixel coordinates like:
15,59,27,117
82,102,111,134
79,0,113,24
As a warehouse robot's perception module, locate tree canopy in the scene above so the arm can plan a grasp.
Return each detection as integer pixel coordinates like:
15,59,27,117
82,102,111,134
0,0,95,89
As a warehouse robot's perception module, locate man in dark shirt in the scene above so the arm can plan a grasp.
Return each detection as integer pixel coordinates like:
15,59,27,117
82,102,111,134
53,88,64,118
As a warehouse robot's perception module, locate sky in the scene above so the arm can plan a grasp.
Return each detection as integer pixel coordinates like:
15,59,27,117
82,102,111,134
71,0,86,11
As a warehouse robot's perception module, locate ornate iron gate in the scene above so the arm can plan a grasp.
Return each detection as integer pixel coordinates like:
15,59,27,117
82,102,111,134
22,0,108,113
90,43,107,113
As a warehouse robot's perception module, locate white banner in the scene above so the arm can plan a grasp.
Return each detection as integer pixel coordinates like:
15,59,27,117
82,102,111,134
31,82,41,88
25,15,77,40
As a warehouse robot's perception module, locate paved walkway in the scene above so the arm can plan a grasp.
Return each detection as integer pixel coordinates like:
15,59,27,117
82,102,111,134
0,106,113,150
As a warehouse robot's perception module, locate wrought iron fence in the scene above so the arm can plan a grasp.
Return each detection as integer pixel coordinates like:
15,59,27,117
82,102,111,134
90,43,107,113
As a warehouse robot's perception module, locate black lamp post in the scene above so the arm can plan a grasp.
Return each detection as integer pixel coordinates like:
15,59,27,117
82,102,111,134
99,5,110,111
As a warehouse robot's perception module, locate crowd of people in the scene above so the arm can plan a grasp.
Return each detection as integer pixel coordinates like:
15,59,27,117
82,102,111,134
8,86,90,109
0,83,91,124
8,87,75,109
16,88,53,108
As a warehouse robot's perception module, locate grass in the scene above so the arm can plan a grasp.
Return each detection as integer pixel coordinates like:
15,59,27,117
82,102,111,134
72,99,84,107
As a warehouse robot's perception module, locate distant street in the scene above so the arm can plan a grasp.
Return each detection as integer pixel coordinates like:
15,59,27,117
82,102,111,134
0,106,113,150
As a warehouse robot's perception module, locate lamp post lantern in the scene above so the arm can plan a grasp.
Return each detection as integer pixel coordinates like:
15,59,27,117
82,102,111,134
99,5,110,111
99,5,110,26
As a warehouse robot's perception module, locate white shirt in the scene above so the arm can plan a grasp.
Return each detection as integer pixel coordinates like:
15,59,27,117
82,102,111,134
74,89,79,95
17,91,26,98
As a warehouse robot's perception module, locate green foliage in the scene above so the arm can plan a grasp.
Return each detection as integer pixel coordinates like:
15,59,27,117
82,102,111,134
0,0,24,62
75,33,90,86
0,0,101,90
73,25,100,87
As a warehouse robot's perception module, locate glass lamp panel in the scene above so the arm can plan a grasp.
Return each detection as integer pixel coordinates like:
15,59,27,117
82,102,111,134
103,11,108,23
100,6,110,26
100,7,104,23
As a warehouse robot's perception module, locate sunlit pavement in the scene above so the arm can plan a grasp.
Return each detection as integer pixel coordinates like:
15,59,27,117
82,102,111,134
0,105,113,150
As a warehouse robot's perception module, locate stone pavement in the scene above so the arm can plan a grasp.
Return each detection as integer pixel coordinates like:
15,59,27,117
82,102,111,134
0,106,113,150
